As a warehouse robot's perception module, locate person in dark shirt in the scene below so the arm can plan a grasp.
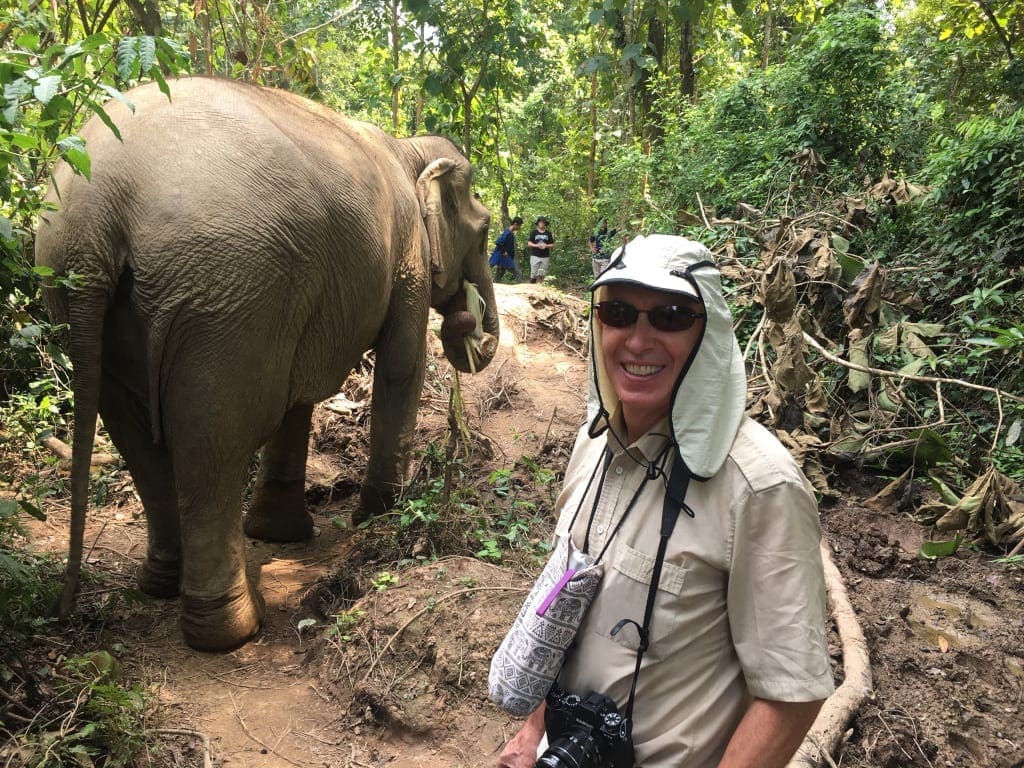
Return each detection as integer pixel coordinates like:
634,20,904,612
489,216,524,282
527,217,555,283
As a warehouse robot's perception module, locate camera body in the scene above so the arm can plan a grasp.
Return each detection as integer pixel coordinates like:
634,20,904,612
535,687,635,768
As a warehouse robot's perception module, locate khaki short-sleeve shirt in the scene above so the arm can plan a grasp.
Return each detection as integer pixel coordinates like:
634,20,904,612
553,415,835,768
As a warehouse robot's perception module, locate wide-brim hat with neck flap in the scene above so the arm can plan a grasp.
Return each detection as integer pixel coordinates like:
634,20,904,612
586,234,747,480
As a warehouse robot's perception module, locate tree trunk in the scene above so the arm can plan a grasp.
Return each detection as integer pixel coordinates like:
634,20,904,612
389,0,400,132
124,0,162,35
762,0,774,70
194,0,212,75
587,71,598,199
641,16,665,144
679,19,695,104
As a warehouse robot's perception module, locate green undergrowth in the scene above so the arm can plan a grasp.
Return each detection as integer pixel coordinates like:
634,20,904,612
0,501,156,767
358,437,561,573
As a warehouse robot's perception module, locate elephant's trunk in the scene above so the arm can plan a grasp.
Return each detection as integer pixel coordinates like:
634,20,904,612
439,254,500,373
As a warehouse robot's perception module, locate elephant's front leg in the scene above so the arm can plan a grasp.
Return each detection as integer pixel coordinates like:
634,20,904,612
356,303,430,524
245,402,315,541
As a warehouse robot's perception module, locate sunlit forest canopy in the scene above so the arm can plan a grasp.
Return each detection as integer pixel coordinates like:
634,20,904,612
2,0,1023,547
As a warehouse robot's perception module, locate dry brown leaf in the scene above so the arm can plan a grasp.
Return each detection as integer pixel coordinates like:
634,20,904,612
864,468,912,511
761,259,797,323
771,318,817,394
843,263,885,331
807,243,837,281
791,228,819,256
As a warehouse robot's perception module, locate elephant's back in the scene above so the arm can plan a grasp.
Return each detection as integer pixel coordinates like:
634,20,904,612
46,78,404,289
78,77,399,192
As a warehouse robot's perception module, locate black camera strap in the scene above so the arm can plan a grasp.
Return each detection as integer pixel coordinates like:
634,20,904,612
611,454,692,723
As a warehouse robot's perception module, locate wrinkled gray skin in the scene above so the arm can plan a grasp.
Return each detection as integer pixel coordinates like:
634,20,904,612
34,77,499,652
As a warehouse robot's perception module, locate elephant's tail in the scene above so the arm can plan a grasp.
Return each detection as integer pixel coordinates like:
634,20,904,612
54,283,110,620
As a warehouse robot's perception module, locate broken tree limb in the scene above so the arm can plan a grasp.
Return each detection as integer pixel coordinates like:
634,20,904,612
41,435,118,466
802,331,1024,404
787,540,873,768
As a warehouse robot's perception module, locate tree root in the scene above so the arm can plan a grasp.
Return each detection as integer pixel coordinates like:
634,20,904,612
41,435,118,466
786,539,873,768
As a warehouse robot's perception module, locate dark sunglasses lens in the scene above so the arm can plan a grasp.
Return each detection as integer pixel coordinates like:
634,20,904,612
649,305,698,331
596,301,637,327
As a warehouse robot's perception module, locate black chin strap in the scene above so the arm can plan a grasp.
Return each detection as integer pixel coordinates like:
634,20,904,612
610,455,692,723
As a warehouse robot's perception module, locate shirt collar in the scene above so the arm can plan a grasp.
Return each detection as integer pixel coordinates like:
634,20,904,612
607,409,675,463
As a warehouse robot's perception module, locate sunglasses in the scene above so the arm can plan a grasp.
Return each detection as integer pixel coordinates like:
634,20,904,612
594,300,706,332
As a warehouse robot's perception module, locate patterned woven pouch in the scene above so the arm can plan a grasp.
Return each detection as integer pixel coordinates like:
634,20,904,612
488,536,603,716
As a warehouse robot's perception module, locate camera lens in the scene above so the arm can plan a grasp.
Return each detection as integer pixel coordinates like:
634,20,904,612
535,730,602,768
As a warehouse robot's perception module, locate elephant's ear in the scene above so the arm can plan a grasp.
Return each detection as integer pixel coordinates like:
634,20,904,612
416,158,456,288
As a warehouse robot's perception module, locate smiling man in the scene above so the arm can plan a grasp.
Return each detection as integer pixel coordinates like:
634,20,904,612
496,234,834,768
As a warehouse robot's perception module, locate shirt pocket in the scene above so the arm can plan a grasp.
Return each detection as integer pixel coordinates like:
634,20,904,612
587,542,688,654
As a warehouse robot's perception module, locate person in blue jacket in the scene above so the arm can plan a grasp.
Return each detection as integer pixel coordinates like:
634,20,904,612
489,216,524,282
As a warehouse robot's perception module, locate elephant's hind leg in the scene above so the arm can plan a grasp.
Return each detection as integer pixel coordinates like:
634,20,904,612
163,363,268,651
174,459,265,651
244,402,315,542
99,372,182,598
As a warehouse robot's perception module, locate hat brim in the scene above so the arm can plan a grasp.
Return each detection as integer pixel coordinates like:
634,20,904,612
588,240,701,298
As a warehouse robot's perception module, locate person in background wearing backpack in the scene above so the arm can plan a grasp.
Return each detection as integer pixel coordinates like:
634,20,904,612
490,216,524,282
496,234,833,768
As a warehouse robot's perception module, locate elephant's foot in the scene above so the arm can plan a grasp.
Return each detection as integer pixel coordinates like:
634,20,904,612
137,554,182,598
354,483,396,526
180,580,266,651
244,480,314,542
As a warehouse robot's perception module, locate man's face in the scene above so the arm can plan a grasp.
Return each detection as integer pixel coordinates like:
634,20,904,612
598,283,704,438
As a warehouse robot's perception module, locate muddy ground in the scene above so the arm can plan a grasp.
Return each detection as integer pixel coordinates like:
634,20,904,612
7,282,1024,768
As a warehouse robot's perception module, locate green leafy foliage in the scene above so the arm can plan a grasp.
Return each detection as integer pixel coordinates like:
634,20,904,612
923,107,1024,276
648,3,929,218
1,4,190,414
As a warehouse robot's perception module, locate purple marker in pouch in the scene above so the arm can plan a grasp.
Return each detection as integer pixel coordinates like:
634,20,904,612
535,541,595,617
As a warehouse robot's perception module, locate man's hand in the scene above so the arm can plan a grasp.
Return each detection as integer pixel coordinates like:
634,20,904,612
497,705,546,768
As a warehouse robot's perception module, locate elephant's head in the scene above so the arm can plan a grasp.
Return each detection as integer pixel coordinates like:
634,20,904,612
409,138,499,374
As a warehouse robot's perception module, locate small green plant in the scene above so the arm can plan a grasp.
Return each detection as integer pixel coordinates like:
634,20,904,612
326,607,367,640
371,571,398,591
475,535,502,561
992,554,1024,570
488,468,514,497
397,477,444,528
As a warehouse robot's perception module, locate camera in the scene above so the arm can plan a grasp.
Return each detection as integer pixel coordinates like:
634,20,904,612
535,687,635,768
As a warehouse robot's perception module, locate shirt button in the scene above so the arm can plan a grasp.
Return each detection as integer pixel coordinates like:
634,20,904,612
615,466,623,475
597,525,606,534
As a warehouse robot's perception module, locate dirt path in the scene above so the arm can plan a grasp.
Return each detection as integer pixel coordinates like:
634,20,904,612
15,283,1024,768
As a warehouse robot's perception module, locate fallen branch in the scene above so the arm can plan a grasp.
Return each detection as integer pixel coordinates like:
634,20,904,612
802,332,1024,404
787,540,873,768
41,435,118,466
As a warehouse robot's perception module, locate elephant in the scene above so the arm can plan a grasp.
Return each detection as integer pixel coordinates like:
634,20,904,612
34,76,499,652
